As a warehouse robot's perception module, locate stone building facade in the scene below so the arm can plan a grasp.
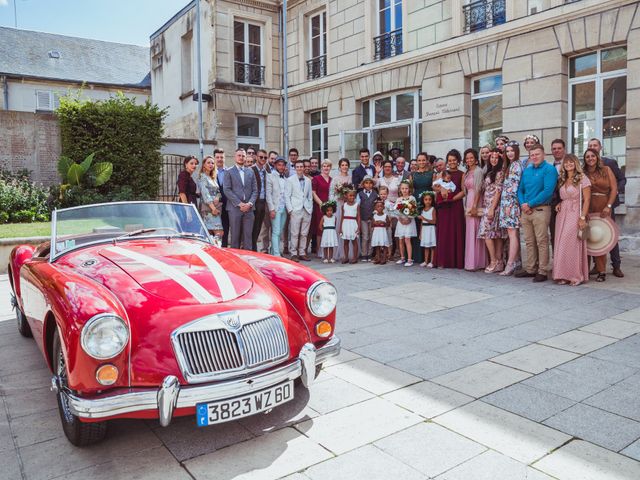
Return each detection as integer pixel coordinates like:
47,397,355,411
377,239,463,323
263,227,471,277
151,0,639,236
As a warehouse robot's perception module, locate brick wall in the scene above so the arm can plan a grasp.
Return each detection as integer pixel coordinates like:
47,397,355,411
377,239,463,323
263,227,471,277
0,111,61,186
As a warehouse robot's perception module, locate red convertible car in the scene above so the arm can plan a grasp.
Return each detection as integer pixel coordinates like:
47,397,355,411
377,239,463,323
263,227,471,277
8,201,339,446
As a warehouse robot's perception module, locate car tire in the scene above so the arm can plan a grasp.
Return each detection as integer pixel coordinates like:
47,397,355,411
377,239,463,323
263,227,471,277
15,305,32,338
53,330,108,446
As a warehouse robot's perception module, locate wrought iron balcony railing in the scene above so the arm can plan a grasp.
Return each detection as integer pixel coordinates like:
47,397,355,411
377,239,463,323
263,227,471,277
306,55,327,80
463,0,506,34
373,29,403,61
234,62,266,86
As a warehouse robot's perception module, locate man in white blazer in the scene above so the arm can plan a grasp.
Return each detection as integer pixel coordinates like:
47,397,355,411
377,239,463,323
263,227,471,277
266,156,288,257
285,160,313,261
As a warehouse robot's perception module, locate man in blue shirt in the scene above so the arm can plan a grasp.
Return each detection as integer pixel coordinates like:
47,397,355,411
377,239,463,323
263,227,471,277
515,144,558,282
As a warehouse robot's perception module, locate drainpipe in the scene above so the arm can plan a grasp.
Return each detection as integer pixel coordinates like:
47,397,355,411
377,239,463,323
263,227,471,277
1,76,8,110
282,0,289,156
195,0,204,161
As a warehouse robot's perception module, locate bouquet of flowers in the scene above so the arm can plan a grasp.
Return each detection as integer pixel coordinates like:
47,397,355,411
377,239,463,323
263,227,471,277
395,198,419,218
334,183,354,200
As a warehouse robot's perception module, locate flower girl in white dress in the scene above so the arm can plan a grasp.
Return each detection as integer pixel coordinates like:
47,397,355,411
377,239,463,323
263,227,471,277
319,201,338,263
371,199,391,264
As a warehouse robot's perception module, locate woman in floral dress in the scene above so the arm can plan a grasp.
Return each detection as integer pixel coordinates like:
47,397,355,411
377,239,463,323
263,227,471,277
498,141,523,275
478,149,506,273
329,158,352,260
197,156,223,239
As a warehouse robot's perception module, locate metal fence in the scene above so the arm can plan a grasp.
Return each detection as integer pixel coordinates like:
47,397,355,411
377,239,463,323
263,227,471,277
158,154,185,201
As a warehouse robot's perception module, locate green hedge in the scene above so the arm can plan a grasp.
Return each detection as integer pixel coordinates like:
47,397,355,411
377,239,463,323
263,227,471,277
57,93,167,200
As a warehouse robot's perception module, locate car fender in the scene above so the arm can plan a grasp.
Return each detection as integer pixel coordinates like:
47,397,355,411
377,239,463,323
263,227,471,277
9,244,36,302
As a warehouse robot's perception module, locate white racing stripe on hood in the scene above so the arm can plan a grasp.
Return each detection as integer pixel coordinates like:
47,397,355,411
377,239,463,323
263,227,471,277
188,246,238,301
106,246,216,304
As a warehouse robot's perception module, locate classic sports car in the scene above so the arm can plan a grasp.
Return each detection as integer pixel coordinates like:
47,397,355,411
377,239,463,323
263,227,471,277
8,201,339,446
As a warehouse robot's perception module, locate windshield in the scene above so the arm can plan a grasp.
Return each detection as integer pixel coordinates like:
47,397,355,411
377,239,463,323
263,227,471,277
51,202,210,259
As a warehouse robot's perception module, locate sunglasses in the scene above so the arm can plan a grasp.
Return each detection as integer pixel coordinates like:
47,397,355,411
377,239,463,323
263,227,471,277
258,155,267,159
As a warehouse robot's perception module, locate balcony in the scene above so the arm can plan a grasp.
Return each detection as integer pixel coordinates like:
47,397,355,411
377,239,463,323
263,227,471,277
234,62,265,86
463,0,506,34
373,29,403,61
306,55,327,80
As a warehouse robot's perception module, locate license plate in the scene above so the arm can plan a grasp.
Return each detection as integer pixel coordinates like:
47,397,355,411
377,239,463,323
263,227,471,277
196,381,294,427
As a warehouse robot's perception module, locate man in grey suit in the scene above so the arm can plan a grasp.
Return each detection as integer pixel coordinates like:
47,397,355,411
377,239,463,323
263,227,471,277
223,148,258,249
285,160,313,262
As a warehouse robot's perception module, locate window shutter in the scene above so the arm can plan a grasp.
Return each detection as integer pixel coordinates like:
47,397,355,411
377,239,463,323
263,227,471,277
36,91,52,111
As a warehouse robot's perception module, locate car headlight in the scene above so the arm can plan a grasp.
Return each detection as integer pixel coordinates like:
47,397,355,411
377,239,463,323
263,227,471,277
81,314,129,360
307,281,337,317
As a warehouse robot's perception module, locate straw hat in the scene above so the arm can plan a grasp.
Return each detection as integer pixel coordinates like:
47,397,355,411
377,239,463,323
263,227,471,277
586,214,619,257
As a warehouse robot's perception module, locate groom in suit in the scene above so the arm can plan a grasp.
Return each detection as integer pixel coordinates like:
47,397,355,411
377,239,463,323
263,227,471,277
351,148,375,192
223,148,258,249
285,160,313,261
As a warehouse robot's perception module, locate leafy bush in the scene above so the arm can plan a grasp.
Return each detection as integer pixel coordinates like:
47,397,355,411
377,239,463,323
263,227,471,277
57,93,167,200
0,170,51,224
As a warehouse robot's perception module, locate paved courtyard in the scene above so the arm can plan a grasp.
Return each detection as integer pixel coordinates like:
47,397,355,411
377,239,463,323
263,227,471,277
1,257,640,480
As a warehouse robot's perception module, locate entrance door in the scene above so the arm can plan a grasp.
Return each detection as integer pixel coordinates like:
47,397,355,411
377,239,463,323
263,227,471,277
339,130,370,161
372,124,411,160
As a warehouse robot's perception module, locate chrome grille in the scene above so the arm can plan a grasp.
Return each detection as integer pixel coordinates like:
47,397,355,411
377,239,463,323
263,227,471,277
175,314,289,380
239,315,289,367
176,329,242,375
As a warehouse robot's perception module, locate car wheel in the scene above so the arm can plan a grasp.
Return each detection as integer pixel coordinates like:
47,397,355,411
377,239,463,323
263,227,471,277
53,330,108,446
15,304,32,338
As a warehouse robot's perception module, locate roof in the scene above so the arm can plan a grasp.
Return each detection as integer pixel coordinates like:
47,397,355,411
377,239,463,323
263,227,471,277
0,26,151,89
150,0,195,41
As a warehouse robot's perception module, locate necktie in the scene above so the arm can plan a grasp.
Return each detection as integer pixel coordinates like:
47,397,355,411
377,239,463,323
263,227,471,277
280,174,286,179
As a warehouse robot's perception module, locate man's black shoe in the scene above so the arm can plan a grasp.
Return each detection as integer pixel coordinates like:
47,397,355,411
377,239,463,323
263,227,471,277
533,274,548,282
514,270,536,278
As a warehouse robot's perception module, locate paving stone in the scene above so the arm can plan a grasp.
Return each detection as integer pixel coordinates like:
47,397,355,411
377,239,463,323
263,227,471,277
382,380,473,419
584,380,640,422
431,361,531,398
523,368,612,401
338,329,390,350
612,307,640,324
580,318,640,339
389,351,482,379
503,317,582,342
557,356,638,385
0,448,22,480
352,334,450,363
9,408,63,448
151,414,254,462
589,335,640,368
621,439,640,462
374,422,486,477
434,401,572,464
533,439,640,480
296,397,422,455
466,331,531,354
539,330,618,354
436,450,554,480
62,446,191,480
184,427,333,480
544,403,640,452
482,383,576,422
19,420,162,480
321,348,361,367
490,343,579,374
303,445,427,480
306,375,375,415
324,357,421,395
4,386,56,419
239,386,320,436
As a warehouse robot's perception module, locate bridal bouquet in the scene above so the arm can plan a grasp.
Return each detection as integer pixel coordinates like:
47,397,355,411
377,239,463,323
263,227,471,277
395,198,419,218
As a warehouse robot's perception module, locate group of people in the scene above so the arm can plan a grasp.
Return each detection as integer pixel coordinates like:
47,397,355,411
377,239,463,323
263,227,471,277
177,136,626,285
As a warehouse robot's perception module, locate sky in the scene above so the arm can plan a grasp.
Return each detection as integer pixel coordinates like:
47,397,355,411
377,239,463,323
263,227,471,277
0,0,190,46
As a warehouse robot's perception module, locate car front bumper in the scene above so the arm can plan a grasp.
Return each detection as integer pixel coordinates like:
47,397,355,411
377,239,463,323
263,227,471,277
55,338,340,426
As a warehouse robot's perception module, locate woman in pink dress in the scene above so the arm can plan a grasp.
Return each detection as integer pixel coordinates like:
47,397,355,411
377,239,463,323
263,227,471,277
312,160,333,257
553,154,591,285
462,149,487,271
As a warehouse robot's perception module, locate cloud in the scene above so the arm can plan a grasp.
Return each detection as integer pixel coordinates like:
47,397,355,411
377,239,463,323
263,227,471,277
0,0,8,6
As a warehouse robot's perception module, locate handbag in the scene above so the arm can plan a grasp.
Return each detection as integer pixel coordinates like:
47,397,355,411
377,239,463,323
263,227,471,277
577,185,590,241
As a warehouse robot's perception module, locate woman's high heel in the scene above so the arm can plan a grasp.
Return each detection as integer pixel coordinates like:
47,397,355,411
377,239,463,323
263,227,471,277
484,261,497,273
499,262,517,276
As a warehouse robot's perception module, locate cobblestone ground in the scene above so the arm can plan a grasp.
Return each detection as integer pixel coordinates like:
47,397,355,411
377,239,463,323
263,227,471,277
1,256,640,480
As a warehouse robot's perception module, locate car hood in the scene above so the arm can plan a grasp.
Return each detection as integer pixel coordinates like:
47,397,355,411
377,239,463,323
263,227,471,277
97,239,253,305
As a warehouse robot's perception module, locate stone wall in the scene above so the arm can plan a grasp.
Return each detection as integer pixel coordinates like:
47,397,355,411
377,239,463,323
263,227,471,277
0,111,61,186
